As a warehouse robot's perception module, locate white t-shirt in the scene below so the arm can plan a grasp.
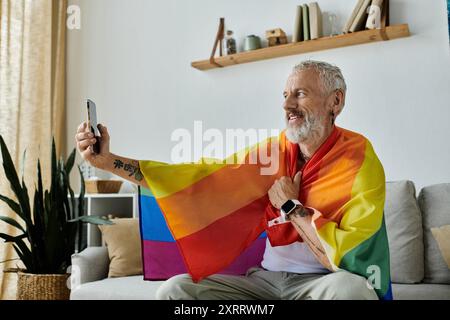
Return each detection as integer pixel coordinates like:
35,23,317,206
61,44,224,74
261,238,330,274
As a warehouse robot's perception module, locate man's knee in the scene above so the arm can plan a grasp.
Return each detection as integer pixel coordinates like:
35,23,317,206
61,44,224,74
318,271,379,300
155,274,195,300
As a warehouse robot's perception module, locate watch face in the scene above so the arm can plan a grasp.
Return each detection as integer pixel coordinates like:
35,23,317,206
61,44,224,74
281,200,296,214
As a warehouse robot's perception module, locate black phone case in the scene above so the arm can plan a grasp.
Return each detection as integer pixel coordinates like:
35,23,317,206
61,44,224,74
90,125,101,154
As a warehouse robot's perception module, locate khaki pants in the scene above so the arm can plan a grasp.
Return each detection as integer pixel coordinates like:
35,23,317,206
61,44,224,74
156,267,378,300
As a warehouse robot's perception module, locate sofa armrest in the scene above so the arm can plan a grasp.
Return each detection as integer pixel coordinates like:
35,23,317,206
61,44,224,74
71,246,109,285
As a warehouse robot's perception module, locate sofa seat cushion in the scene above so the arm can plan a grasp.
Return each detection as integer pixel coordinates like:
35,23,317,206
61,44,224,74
418,183,450,284
384,181,424,283
70,276,164,300
392,283,450,300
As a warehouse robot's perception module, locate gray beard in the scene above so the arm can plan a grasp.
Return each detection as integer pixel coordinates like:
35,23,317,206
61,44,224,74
285,114,324,144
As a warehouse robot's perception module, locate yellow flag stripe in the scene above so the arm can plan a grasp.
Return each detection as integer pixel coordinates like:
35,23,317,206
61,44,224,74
139,160,226,198
315,141,385,267
139,137,275,199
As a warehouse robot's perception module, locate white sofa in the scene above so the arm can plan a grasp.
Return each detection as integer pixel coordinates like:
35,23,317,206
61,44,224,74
70,181,450,300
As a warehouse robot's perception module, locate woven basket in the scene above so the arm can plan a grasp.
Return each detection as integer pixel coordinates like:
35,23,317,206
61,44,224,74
85,180,123,194
16,272,70,300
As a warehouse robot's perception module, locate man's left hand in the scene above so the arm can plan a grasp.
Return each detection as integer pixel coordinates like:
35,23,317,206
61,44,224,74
268,171,302,209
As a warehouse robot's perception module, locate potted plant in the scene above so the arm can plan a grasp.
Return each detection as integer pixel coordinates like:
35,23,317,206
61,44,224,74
0,135,112,300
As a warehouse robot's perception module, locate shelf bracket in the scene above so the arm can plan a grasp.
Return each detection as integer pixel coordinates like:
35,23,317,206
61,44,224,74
209,17,225,68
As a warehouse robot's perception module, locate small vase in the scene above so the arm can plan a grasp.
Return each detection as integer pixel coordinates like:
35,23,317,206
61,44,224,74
243,35,262,51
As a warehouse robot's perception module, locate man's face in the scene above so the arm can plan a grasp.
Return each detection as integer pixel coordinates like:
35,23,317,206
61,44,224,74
283,69,332,144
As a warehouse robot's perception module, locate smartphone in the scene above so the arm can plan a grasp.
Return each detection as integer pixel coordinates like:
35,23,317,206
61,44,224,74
86,99,101,154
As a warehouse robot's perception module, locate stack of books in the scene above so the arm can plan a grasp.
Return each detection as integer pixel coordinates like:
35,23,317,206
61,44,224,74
343,0,389,34
292,2,323,43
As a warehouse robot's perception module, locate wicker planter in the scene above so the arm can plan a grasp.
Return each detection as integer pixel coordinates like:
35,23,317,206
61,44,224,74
85,179,123,194
16,272,70,300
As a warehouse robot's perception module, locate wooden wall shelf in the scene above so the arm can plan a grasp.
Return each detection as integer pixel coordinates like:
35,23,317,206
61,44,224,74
191,24,410,71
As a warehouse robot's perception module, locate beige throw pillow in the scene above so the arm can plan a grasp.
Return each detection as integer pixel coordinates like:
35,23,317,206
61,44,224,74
98,218,143,277
431,225,450,269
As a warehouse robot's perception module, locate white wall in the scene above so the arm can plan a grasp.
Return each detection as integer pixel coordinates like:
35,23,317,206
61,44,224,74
67,0,450,192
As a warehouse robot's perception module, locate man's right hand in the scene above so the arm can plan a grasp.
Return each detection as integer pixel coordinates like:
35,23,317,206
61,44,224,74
75,121,111,170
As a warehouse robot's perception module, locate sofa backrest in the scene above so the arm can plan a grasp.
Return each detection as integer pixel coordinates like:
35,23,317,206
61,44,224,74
384,181,424,284
418,183,450,284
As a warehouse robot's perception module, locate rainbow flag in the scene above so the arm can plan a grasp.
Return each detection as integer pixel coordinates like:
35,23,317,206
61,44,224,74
139,126,392,299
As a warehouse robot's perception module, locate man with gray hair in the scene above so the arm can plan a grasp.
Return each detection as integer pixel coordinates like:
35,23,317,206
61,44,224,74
154,60,383,300
76,60,389,300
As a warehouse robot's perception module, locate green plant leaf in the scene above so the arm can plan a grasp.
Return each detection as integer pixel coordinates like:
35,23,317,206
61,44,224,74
78,165,85,205
51,138,57,196
65,148,76,174
37,159,44,200
12,244,33,273
0,232,27,243
69,215,114,225
0,135,31,225
0,194,21,216
0,235,33,271
60,160,70,222
33,161,44,236
21,177,32,227
21,176,38,268
0,136,93,274
43,190,50,229
0,216,26,233
64,150,77,221
32,185,47,272
0,135,20,190
77,165,86,251
67,177,76,221
34,160,45,234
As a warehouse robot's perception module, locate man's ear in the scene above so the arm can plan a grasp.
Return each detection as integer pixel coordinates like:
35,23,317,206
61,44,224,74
331,89,345,117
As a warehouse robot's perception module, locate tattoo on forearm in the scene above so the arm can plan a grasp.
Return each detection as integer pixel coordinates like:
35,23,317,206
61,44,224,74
113,159,144,181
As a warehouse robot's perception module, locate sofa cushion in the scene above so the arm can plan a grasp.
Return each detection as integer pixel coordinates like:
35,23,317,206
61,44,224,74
384,181,424,283
70,276,163,300
418,183,450,284
71,247,109,284
98,218,143,278
392,283,450,300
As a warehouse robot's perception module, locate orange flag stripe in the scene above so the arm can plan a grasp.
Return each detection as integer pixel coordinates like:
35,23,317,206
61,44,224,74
158,162,283,239
303,135,367,221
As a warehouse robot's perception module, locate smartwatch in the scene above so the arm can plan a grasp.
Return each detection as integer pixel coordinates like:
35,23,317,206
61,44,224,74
280,199,302,219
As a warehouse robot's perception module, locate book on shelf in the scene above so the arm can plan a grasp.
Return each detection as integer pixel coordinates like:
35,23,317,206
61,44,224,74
343,0,365,33
302,4,310,41
380,0,390,28
292,5,303,42
349,0,372,33
308,2,323,40
344,0,390,34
